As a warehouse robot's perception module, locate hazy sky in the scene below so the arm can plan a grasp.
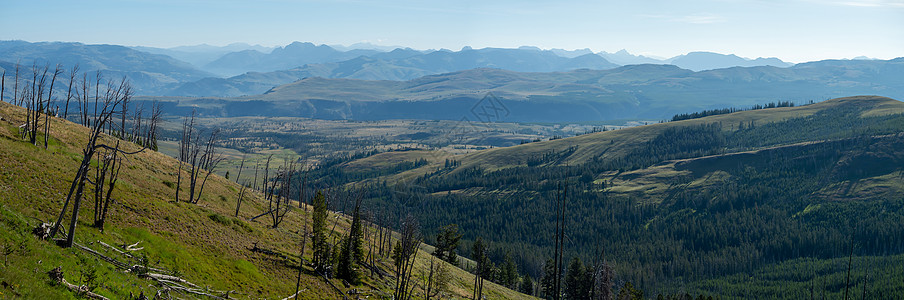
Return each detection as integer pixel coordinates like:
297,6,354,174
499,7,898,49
1,0,901,62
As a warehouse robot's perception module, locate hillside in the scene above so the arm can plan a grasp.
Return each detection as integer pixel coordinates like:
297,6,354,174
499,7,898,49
144,58,904,122
202,42,383,77
167,47,619,97
305,96,904,297
0,100,532,299
668,51,792,71
0,41,214,95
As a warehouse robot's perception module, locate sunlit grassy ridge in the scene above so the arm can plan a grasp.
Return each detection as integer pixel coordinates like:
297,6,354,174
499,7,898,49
0,100,533,299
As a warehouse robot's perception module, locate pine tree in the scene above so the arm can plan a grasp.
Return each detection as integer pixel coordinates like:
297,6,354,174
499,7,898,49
521,274,535,296
433,224,463,265
311,191,330,274
541,258,557,299
336,194,364,284
501,252,518,288
565,257,587,300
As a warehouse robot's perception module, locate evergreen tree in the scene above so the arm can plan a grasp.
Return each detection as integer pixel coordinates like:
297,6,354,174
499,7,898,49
501,251,519,288
433,224,463,265
336,195,364,284
521,274,535,296
615,282,643,300
565,257,588,300
541,258,557,299
311,190,330,274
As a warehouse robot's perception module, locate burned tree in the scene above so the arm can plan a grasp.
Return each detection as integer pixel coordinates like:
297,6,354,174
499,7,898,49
175,110,195,203
92,141,122,232
471,237,488,300
269,160,295,228
189,128,224,204
47,77,151,248
42,64,62,149
174,110,223,204
234,154,247,217
393,214,421,300
62,64,79,119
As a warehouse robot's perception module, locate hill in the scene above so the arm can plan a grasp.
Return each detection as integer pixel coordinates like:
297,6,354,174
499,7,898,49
146,58,904,122
167,47,619,97
668,51,792,71
202,42,383,77
131,43,276,70
303,96,904,297
0,100,532,299
0,41,213,95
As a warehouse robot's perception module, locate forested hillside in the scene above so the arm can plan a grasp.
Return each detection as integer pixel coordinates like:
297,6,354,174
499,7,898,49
307,96,904,297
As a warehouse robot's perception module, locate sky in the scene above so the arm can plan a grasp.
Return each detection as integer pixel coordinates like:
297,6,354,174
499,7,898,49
1,0,902,62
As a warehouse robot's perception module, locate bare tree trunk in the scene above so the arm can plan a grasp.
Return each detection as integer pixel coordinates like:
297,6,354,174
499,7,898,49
13,62,19,106
192,129,223,204
78,73,88,126
262,154,273,192
94,141,122,232
176,110,195,202
44,64,62,149
63,64,78,119
234,154,246,217
49,77,137,248
93,71,101,127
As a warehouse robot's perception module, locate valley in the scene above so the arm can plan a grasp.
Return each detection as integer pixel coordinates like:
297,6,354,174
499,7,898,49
1,35,903,299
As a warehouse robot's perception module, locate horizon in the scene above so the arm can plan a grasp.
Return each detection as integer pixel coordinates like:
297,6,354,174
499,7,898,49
2,38,896,64
2,0,902,64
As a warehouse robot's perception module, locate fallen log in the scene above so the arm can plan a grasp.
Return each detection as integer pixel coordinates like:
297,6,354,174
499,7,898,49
47,267,110,300
141,272,200,289
280,289,306,300
73,242,130,270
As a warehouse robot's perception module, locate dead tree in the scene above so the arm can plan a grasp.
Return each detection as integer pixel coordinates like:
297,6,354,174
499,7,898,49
63,64,79,119
393,214,421,300
130,102,143,143
1,70,5,103
589,247,614,300
269,160,295,228
43,64,62,149
189,129,224,204
423,256,451,300
550,182,568,300
234,154,247,217
145,102,161,150
175,110,196,203
24,62,48,145
262,154,273,193
78,72,90,126
13,62,20,106
93,141,122,232
48,77,147,248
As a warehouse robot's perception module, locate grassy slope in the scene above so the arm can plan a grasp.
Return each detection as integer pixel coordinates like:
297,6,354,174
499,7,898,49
0,101,532,299
337,96,903,192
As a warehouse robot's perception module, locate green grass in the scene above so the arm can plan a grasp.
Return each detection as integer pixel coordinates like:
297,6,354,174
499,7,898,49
0,101,533,299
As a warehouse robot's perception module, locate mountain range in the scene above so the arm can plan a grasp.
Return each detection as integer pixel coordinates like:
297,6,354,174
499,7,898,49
1,40,804,98
0,41,213,95
139,58,904,122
